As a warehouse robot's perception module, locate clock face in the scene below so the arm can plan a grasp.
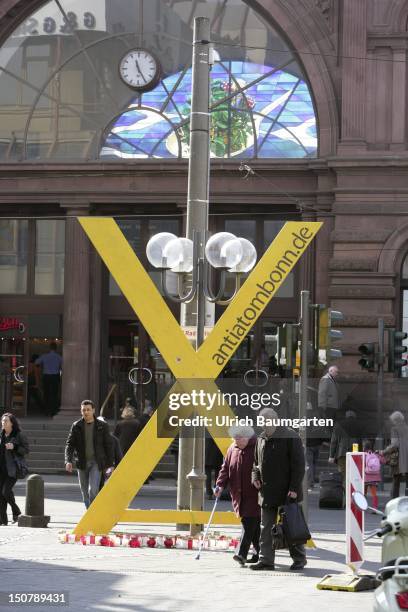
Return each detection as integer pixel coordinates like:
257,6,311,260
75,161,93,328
119,49,160,90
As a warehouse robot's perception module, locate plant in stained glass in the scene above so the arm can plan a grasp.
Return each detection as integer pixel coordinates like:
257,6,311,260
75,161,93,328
100,61,317,160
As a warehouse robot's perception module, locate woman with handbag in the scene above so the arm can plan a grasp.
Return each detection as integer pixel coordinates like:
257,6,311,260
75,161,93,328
0,413,29,525
383,411,408,499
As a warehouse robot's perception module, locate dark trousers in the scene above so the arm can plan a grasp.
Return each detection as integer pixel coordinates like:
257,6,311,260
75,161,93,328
27,385,44,414
0,472,20,524
238,516,260,559
259,507,306,566
43,374,60,416
306,445,320,487
392,473,408,499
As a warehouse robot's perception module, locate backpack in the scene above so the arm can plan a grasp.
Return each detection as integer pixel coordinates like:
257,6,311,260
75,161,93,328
365,452,381,474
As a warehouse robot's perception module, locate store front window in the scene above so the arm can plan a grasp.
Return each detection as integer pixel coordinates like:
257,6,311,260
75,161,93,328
0,220,28,294
0,220,65,295
0,314,62,417
35,220,65,294
0,0,317,162
109,217,180,296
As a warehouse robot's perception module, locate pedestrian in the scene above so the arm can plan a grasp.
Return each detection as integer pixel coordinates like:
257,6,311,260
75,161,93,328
113,406,142,456
306,436,322,491
250,408,307,571
124,396,137,414
64,400,114,509
98,417,122,490
139,403,154,430
27,354,44,415
318,365,340,423
0,413,29,525
35,342,62,417
205,437,223,500
384,411,408,499
363,440,384,510
138,402,156,484
328,410,363,484
215,426,260,566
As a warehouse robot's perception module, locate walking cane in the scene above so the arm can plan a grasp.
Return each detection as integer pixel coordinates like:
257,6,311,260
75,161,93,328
195,488,220,560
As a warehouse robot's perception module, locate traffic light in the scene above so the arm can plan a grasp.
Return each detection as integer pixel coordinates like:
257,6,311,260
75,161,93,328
318,307,343,363
276,323,299,370
358,343,377,371
388,329,408,372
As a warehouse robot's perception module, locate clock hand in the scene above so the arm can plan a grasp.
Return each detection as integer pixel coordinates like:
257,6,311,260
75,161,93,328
135,60,147,83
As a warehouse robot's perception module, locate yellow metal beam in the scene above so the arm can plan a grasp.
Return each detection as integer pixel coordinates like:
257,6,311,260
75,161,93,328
120,509,241,525
74,218,322,535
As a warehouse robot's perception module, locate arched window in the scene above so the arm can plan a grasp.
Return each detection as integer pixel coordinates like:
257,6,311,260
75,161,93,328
0,0,317,161
400,253,408,377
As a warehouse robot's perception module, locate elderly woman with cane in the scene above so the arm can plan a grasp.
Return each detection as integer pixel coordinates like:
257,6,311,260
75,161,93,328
215,425,260,566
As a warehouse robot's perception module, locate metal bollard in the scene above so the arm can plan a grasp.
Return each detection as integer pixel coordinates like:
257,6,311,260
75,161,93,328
18,474,50,528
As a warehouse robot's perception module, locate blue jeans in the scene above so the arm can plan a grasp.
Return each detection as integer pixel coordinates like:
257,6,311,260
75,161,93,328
78,461,101,509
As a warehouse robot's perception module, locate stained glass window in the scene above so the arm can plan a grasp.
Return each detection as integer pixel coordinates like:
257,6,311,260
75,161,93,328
101,61,316,159
0,0,317,161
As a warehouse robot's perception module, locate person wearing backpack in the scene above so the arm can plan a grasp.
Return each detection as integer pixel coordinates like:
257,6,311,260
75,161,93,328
364,440,384,510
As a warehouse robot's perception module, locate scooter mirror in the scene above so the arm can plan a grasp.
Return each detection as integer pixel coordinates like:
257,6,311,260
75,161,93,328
352,491,369,511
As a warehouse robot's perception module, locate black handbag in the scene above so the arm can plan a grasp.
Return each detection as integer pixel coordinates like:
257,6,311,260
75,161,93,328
281,500,311,546
13,455,29,480
384,446,399,468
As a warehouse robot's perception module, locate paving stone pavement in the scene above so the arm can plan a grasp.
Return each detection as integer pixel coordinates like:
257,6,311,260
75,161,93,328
0,477,389,612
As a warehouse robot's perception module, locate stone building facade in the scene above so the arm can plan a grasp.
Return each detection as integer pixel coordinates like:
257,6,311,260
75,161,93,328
0,0,407,419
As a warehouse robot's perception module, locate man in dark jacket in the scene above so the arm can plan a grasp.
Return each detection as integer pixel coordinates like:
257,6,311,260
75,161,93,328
328,409,363,484
65,400,114,509
318,365,340,423
250,408,306,571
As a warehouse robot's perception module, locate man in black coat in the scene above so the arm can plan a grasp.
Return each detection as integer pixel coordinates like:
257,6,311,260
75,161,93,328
65,400,114,509
250,408,306,571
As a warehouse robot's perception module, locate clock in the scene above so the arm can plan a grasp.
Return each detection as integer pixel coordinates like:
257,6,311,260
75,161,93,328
119,49,160,91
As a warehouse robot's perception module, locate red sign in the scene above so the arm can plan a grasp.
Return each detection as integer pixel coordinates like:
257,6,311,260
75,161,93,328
0,317,25,333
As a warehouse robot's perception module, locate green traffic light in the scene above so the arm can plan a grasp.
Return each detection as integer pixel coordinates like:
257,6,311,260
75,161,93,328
358,342,376,371
388,329,408,372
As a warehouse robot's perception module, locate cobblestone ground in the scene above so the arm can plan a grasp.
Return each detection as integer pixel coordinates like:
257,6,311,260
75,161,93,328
0,478,386,611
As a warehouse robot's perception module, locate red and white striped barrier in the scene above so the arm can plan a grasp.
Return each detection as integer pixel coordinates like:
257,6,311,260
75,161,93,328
345,451,365,572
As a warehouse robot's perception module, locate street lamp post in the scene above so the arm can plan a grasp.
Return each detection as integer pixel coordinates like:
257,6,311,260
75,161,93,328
180,17,210,532
146,17,256,536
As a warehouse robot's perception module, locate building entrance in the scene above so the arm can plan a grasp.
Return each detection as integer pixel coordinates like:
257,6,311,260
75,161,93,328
106,320,167,421
0,335,26,417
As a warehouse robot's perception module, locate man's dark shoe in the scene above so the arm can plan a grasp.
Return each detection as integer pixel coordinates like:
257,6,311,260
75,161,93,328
233,554,246,566
290,560,307,570
246,555,259,564
249,561,275,571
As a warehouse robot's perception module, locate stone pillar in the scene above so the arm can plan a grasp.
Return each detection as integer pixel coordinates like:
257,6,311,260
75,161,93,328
59,204,90,419
339,0,367,152
89,246,103,409
391,43,407,150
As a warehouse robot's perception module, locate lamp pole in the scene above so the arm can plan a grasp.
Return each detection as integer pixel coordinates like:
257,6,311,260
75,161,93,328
299,290,309,518
176,16,211,535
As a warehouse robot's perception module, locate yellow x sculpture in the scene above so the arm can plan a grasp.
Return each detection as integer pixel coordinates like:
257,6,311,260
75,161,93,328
74,218,321,534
